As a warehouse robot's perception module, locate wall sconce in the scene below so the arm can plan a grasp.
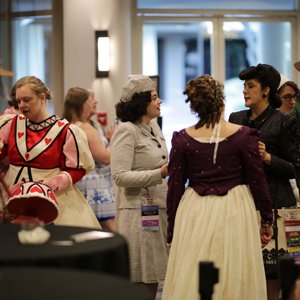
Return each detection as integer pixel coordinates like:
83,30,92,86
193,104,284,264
95,30,110,78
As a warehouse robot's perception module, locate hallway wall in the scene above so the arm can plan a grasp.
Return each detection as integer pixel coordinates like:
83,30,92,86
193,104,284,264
63,0,132,125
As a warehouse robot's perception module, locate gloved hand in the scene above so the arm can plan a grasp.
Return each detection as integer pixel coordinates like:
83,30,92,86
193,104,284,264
40,172,72,192
9,181,24,195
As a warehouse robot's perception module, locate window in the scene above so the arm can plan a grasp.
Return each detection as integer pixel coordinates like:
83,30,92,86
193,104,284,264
142,22,212,147
138,0,296,11
224,21,292,118
0,0,63,114
138,5,297,149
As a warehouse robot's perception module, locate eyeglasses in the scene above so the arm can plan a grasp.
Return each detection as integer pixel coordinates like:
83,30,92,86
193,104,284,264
281,94,298,102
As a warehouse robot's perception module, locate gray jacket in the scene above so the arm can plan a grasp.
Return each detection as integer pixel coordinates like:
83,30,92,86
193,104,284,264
110,120,168,209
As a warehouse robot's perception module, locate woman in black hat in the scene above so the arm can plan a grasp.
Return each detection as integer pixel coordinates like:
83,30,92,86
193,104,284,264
229,63,300,300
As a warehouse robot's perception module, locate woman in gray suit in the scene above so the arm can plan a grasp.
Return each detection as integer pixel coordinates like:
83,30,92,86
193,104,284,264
110,75,168,299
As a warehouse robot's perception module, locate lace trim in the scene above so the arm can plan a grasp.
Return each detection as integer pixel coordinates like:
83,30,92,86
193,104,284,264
27,115,59,131
262,248,289,264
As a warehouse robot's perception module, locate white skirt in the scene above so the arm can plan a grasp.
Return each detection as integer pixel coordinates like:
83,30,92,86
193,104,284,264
162,185,267,300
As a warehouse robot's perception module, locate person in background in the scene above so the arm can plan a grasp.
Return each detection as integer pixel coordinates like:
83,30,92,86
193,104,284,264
277,75,300,203
293,62,300,132
229,64,300,300
110,75,168,299
63,87,116,231
0,83,20,178
0,76,100,228
292,62,300,197
162,74,273,300
88,90,117,144
277,74,299,114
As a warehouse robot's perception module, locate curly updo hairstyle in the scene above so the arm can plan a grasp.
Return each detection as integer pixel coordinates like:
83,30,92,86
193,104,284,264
184,74,225,129
115,91,152,123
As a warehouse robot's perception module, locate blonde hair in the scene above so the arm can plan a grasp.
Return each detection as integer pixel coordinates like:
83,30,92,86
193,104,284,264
15,76,51,100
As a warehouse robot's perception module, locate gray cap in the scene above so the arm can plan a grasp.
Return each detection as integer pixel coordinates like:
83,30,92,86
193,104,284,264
120,74,156,102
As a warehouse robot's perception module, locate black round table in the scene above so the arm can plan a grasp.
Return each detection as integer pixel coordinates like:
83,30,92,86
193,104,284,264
0,267,151,300
0,224,129,278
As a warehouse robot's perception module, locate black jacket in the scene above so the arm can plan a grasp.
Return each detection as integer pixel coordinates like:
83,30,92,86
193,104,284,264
229,105,300,208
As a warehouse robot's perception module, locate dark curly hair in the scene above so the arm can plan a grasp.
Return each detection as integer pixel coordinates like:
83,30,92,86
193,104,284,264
115,91,152,123
184,74,225,129
239,64,282,108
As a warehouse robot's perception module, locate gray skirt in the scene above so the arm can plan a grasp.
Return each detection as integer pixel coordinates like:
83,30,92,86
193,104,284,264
116,207,168,283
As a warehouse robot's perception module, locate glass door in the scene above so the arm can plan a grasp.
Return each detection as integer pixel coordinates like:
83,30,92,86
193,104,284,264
223,21,292,119
142,21,213,149
142,19,293,149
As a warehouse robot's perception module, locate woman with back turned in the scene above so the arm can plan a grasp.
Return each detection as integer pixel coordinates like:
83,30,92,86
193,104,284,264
162,74,273,300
